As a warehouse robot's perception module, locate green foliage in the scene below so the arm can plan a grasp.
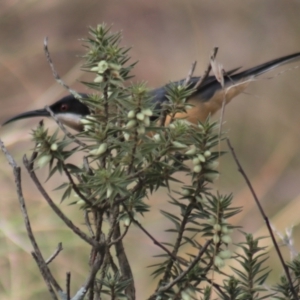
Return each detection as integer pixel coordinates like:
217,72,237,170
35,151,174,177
17,24,300,300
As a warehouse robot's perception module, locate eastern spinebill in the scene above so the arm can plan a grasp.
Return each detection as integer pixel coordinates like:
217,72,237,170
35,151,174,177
2,52,300,131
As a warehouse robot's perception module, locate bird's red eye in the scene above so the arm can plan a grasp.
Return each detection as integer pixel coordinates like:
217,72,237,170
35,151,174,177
60,104,68,111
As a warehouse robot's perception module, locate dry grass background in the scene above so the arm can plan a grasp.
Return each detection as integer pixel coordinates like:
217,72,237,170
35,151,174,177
1,1,300,299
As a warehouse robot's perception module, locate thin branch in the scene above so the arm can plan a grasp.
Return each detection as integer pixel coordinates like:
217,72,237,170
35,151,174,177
32,253,59,300
46,243,63,265
62,163,93,206
122,204,179,261
194,47,219,89
227,138,299,300
72,253,104,300
84,211,95,238
23,154,103,250
0,140,64,297
43,37,82,99
66,272,71,300
156,239,212,294
108,224,129,246
45,106,87,147
184,61,197,86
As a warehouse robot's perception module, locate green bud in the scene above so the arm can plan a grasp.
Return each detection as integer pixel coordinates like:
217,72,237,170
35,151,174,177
106,186,113,198
197,154,206,162
181,189,191,196
127,110,136,119
172,141,187,149
192,157,200,165
213,234,220,244
136,112,145,121
97,143,108,155
137,126,145,135
37,154,52,168
124,132,131,141
193,165,202,173
185,146,197,156
97,60,109,73
141,108,153,116
221,225,229,234
126,120,137,129
153,134,160,142
218,250,231,259
213,224,221,232
204,150,211,157
214,256,225,268
143,116,150,126
206,160,219,170
94,75,104,83
50,143,58,151
221,235,232,244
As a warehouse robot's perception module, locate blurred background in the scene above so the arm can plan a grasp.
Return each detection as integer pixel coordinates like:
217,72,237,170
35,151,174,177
1,0,300,299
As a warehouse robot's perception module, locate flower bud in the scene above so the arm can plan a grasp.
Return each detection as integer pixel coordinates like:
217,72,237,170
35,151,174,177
126,120,137,129
50,143,58,151
137,126,145,135
136,112,145,121
218,250,232,259
213,234,220,244
204,150,211,157
127,110,136,119
185,146,196,156
193,165,202,173
214,256,225,268
221,235,232,244
37,154,52,168
143,116,150,126
172,141,187,149
141,108,153,116
197,154,206,162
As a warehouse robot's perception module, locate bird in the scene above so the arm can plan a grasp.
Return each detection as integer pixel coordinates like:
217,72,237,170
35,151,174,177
2,52,300,132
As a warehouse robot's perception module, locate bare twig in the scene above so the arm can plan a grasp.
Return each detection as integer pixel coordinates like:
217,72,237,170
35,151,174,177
0,140,65,297
46,243,63,265
45,106,87,147
122,204,179,261
72,254,104,300
156,239,212,294
184,61,197,86
32,253,59,300
62,163,93,206
227,138,299,300
66,272,71,300
23,155,103,250
44,37,82,99
194,47,219,89
84,211,95,238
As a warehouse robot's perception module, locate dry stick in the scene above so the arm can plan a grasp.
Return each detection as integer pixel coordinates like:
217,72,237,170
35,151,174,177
0,140,65,299
72,254,105,300
122,204,178,261
44,37,82,99
45,106,87,147
194,47,219,89
227,138,299,300
184,61,197,86
62,163,93,206
32,253,59,300
66,272,71,300
111,206,136,299
46,243,63,265
23,155,103,250
155,239,212,294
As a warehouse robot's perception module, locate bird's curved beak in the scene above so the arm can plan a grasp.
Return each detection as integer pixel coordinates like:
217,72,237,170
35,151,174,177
2,108,50,126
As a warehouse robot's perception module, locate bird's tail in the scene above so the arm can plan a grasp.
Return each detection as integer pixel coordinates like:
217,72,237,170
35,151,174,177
233,52,300,80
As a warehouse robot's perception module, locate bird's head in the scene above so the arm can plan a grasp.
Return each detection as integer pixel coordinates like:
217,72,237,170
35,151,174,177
2,94,90,131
